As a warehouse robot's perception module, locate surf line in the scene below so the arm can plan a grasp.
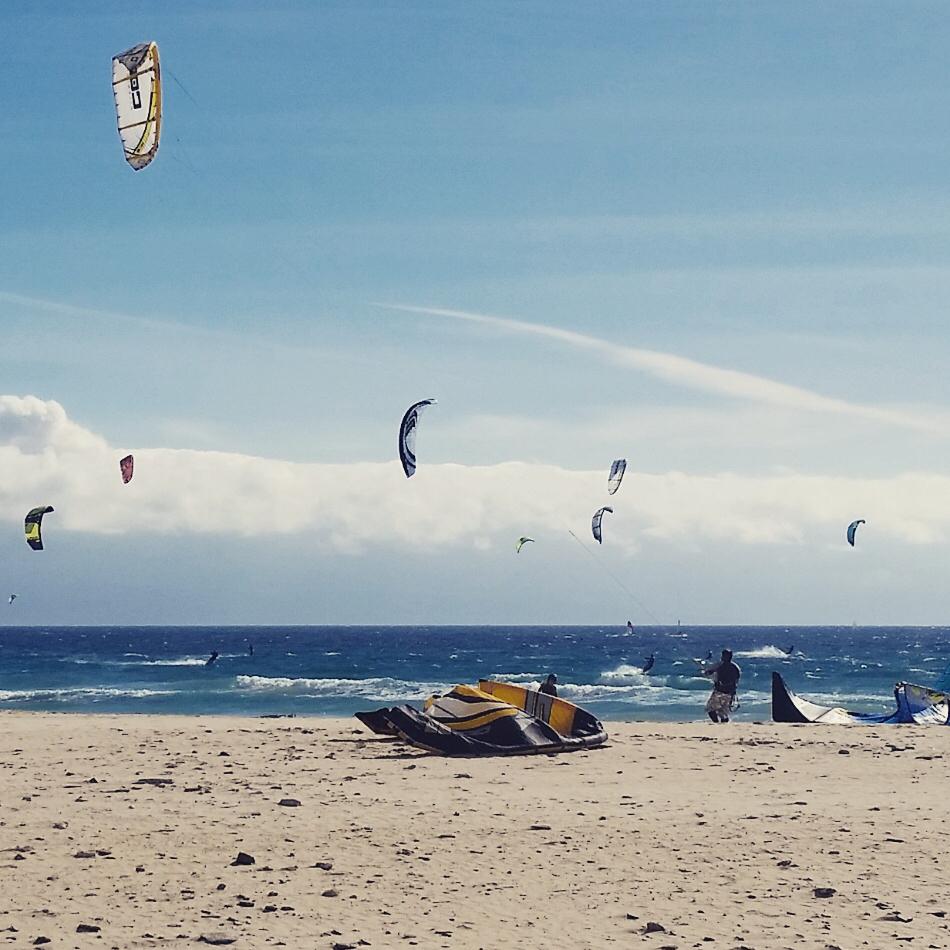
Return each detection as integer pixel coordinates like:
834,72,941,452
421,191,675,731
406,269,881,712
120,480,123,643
566,529,666,626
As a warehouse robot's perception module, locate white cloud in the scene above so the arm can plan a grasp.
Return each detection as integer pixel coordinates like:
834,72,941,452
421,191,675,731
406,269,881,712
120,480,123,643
379,303,943,434
0,395,949,554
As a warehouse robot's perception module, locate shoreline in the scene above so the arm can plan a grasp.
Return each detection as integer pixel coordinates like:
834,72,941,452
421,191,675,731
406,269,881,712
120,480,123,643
1,712,946,948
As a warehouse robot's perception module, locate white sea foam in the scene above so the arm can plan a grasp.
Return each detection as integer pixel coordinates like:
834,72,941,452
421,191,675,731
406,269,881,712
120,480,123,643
0,686,178,702
63,655,222,668
234,675,445,701
598,663,654,686
560,682,738,706
735,645,795,659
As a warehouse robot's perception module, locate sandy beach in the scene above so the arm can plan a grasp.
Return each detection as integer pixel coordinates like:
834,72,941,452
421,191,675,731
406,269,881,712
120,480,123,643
0,712,947,949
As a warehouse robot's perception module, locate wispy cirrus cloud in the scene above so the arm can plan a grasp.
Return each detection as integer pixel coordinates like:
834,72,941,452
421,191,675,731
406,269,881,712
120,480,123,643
379,303,943,434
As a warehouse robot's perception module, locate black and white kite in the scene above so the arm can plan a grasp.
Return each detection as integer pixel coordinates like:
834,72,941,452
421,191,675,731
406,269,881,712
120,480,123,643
591,506,613,544
398,399,437,478
607,459,626,495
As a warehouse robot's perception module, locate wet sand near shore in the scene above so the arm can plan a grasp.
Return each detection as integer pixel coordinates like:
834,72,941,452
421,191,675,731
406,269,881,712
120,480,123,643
0,712,947,949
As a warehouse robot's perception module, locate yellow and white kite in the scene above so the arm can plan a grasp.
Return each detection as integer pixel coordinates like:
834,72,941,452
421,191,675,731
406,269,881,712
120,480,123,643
112,42,162,171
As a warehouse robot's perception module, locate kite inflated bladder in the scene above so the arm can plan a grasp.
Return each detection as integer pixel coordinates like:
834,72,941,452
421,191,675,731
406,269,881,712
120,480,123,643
398,399,436,477
112,42,162,170
120,454,134,484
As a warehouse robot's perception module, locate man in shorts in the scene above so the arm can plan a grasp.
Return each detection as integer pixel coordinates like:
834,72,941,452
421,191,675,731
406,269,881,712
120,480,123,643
703,649,741,723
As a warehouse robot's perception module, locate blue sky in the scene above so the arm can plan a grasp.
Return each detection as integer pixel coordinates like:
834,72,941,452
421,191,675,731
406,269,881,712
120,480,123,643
3,1,950,624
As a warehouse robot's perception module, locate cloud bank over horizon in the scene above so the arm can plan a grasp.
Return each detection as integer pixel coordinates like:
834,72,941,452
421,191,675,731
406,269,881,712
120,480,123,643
2,394,949,557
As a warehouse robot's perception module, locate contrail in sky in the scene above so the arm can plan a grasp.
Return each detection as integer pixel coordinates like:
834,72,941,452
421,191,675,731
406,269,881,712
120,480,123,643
379,303,941,434
0,290,371,364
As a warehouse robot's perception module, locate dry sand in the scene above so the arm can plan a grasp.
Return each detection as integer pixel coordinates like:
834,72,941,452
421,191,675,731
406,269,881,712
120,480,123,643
0,712,948,949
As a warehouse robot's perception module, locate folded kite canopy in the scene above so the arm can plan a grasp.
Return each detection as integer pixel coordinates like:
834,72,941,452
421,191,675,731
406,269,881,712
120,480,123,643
356,680,607,755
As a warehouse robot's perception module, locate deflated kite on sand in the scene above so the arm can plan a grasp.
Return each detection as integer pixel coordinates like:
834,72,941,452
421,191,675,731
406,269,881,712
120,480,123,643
356,680,607,755
772,672,950,725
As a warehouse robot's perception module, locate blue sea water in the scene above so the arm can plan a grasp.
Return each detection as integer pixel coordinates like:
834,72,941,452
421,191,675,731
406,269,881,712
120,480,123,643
0,625,947,722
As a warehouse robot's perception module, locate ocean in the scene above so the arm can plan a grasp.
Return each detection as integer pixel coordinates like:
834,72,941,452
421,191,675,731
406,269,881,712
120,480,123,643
1,625,947,721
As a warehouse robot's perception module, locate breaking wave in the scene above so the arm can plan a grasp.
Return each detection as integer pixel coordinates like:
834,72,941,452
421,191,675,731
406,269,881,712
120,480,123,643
598,664,657,686
234,675,445,702
488,672,544,681
735,646,795,659
0,686,178,703
66,655,224,668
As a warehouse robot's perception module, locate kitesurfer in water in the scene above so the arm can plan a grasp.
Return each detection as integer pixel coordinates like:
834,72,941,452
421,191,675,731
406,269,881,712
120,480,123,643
627,620,634,633
702,649,741,723
783,645,794,656
642,653,655,674
539,673,558,697
206,650,219,667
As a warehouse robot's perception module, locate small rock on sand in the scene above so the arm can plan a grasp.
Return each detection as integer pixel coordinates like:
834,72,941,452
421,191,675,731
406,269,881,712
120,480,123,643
278,798,301,807
813,887,837,898
230,852,255,866
644,922,666,933
76,924,101,933
197,934,238,945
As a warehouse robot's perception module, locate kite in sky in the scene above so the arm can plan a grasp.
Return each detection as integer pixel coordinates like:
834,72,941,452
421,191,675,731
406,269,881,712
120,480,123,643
591,506,613,544
607,459,626,495
112,42,162,170
399,399,436,478
25,506,54,551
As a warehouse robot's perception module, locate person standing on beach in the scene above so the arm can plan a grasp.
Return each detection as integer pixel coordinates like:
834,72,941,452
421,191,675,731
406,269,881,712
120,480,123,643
539,673,558,696
702,649,741,723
